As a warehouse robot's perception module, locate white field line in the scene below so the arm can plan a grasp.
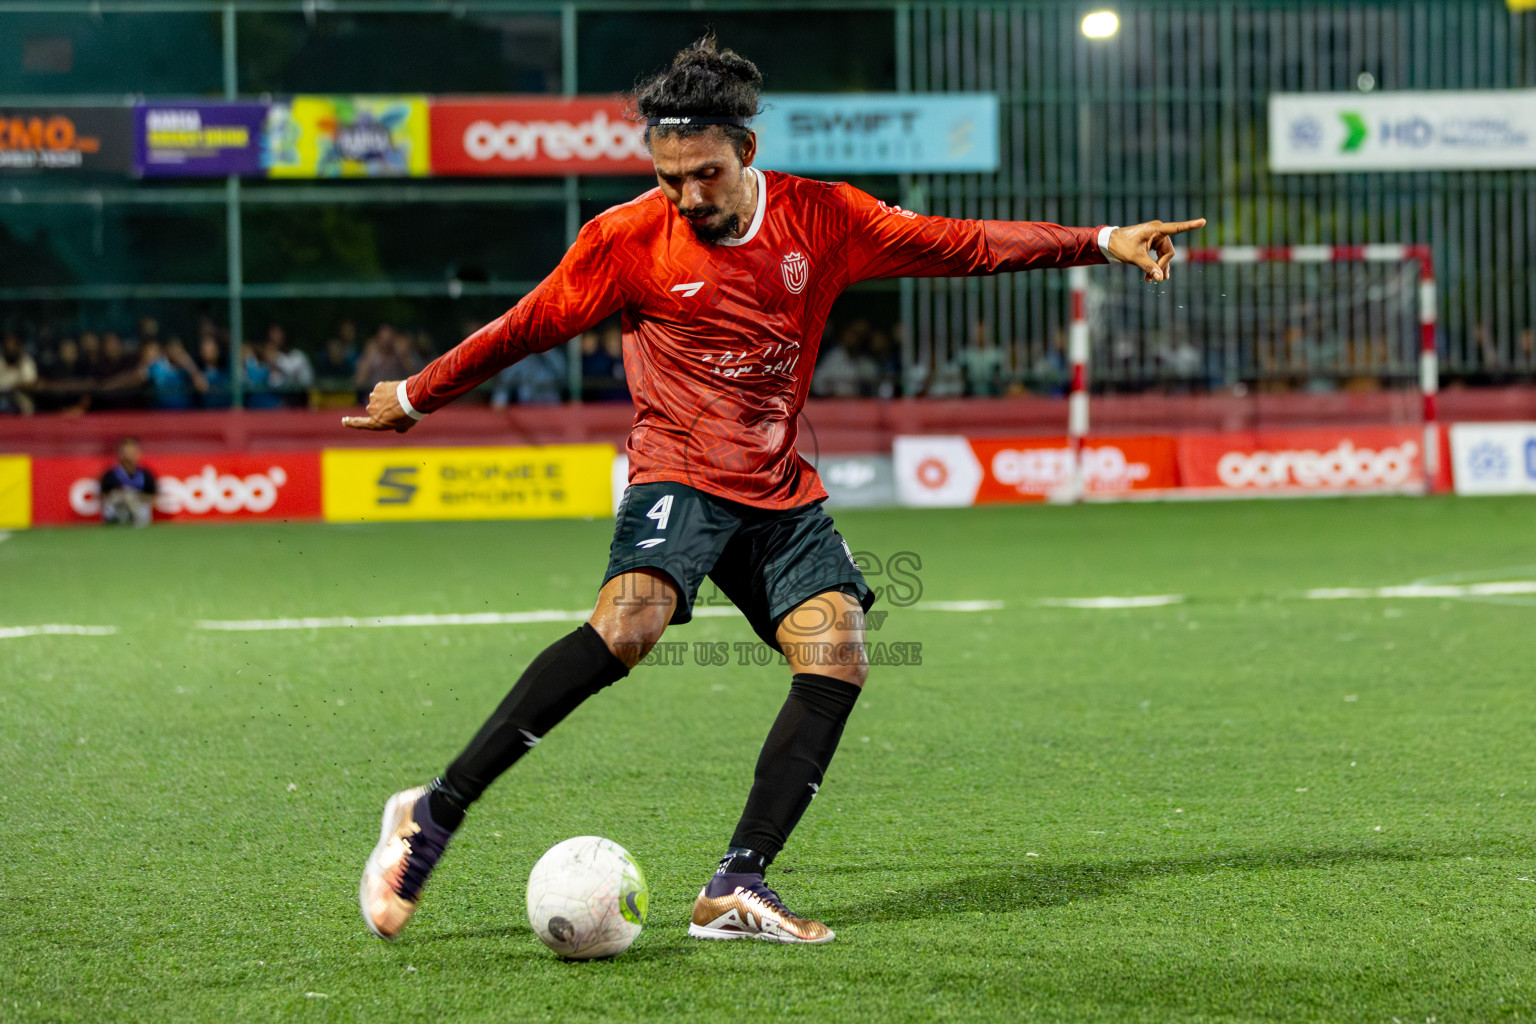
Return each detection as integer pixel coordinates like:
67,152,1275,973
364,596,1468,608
1306,581,1536,600
194,601,1014,632
0,531,12,543
1037,595,1186,609
0,624,118,640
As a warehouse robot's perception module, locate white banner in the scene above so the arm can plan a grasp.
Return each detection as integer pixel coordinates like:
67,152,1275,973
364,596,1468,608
1270,90,1536,172
1449,423,1536,495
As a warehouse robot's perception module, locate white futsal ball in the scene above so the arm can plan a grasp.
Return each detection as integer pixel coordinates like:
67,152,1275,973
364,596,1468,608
526,836,648,959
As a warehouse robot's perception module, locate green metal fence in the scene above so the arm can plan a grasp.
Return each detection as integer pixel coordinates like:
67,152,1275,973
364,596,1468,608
2,1,1534,407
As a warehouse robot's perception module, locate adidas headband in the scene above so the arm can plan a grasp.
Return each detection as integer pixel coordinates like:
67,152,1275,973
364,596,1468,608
645,115,749,127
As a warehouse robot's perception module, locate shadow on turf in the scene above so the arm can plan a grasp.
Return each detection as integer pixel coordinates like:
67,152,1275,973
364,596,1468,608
835,847,1424,924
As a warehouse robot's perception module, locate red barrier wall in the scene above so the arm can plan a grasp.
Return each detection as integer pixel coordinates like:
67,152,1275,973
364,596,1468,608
3,387,1535,459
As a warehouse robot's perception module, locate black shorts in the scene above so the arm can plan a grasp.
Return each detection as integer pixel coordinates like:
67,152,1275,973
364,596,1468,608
602,481,874,652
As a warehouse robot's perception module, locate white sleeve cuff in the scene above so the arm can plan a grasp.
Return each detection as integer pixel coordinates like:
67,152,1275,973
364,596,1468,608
396,379,425,421
1098,225,1120,261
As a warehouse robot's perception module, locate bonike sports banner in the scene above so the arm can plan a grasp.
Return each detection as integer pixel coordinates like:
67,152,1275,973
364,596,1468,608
1449,422,1536,495
30,453,323,525
893,435,1177,506
430,98,650,176
266,96,430,178
0,456,31,528
0,107,133,174
136,102,268,177
1178,427,1424,495
322,445,615,522
1270,90,1536,173
753,94,999,174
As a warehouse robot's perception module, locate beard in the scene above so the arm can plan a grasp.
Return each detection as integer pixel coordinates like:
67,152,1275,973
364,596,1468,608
682,208,741,243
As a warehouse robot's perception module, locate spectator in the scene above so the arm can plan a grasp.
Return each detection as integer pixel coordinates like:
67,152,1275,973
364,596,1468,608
100,437,157,528
354,325,420,403
123,337,207,409
193,334,231,408
263,323,314,400
34,335,93,413
866,328,900,398
594,324,628,401
315,321,359,383
0,331,38,414
492,345,566,406
961,323,1006,397
812,331,864,398
241,340,282,409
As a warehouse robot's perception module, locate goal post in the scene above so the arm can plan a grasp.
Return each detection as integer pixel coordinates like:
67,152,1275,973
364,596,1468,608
1065,244,1439,499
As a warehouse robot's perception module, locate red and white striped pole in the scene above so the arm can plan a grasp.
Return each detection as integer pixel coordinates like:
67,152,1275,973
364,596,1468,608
1411,246,1440,494
1066,265,1090,503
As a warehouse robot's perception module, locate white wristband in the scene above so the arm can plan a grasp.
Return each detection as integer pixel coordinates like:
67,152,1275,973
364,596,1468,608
1098,225,1120,261
396,379,424,421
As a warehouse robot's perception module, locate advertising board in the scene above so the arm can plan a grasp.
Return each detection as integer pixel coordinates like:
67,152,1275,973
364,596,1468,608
266,97,430,178
30,453,323,525
1178,428,1424,495
0,456,31,528
1449,422,1536,495
1270,90,1536,172
135,102,267,177
322,445,614,522
0,107,133,174
430,98,649,176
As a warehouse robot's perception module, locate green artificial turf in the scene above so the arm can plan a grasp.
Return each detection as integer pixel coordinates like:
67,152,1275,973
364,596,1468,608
2,497,1534,1023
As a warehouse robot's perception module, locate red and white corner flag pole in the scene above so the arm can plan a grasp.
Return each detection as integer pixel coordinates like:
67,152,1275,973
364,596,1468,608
1413,246,1440,494
1065,264,1091,503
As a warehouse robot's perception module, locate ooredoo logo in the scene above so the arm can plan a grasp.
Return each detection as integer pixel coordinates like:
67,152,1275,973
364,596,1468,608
990,445,1150,492
1215,440,1418,489
915,458,949,489
462,110,645,164
69,465,290,517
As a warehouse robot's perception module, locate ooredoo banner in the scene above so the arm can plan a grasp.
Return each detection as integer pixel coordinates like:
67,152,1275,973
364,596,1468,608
430,98,649,176
0,107,134,174
1178,427,1424,495
893,435,1177,506
30,453,323,525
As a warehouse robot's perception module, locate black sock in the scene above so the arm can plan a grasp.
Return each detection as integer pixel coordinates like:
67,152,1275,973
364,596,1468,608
726,673,861,868
432,623,629,829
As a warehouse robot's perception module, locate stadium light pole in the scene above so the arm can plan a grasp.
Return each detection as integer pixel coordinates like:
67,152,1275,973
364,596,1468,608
1064,11,1119,503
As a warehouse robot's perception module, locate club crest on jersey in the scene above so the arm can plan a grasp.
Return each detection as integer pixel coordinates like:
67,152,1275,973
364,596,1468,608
780,251,809,295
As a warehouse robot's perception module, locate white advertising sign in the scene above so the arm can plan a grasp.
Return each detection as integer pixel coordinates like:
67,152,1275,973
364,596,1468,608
1449,423,1536,495
892,436,983,507
1269,90,1536,172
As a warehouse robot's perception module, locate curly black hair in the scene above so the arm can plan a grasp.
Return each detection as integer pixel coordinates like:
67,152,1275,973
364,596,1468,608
633,32,764,157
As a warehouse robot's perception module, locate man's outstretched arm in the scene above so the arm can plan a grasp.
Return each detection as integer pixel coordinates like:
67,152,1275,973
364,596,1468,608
840,183,1204,286
344,219,624,432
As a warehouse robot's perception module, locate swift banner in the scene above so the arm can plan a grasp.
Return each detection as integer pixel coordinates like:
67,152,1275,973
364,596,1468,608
1270,90,1536,172
266,96,430,178
0,107,133,173
322,445,615,522
0,456,31,528
753,94,999,174
893,435,1177,506
30,453,323,525
135,102,267,177
430,98,649,176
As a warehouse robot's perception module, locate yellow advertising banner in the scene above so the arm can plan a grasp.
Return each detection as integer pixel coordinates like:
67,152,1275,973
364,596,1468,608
1511,0,1536,12
0,455,32,529
323,445,614,523
266,96,430,178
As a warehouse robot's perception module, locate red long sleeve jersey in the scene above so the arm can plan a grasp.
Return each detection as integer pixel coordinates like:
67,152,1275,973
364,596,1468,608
405,169,1107,509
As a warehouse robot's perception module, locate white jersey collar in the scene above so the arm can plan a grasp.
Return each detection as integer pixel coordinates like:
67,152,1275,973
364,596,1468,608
717,166,767,247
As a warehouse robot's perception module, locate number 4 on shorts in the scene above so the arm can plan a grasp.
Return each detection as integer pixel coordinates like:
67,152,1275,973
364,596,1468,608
645,495,673,531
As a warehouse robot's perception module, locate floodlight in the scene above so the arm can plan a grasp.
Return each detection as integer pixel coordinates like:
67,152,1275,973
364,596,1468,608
1082,11,1119,39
